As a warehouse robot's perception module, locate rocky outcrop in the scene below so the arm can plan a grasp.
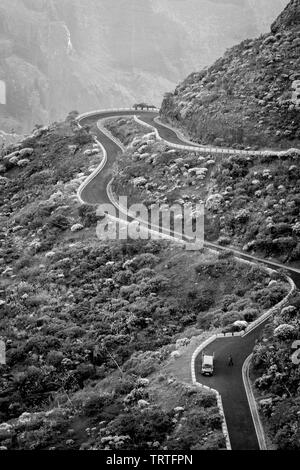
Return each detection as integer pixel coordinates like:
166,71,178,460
160,0,300,149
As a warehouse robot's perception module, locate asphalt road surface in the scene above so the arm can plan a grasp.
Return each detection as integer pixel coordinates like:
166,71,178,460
78,109,300,450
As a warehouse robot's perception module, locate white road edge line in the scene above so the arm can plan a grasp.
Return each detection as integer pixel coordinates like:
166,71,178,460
191,335,232,450
190,275,295,450
242,354,267,450
76,108,298,451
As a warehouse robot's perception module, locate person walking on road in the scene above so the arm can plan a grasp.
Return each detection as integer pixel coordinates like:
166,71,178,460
228,355,234,366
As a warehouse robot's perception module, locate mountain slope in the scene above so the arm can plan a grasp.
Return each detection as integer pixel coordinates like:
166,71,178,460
160,0,300,149
0,0,288,134
0,112,292,450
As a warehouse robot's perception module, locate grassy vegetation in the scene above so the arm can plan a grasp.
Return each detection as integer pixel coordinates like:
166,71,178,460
161,7,300,149
0,227,288,450
108,118,300,263
0,114,290,450
104,117,147,147
252,291,300,450
105,111,300,451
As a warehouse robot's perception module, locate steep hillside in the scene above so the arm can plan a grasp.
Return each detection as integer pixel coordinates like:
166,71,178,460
0,0,287,134
161,0,300,149
252,291,300,450
0,115,290,450
105,117,300,264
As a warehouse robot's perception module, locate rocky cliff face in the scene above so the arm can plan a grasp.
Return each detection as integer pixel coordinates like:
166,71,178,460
161,0,300,148
0,0,288,134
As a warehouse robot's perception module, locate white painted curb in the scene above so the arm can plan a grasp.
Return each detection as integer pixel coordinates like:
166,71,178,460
75,108,298,450
76,110,157,204
190,274,295,450
76,122,108,205
135,115,300,159
190,335,231,450
242,354,267,450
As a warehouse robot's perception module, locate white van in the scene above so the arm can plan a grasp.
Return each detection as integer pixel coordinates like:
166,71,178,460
201,353,214,376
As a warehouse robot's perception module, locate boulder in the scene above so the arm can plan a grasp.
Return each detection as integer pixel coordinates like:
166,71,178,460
274,323,296,339
45,251,56,258
0,176,9,185
132,176,147,187
0,423,12,440
33,126,49,138
137,378,149,387
2,151,19,162
284,148,300,157
71,223,84,232
138,144,148,154
131,137,143,148
233,320,248,330
48,191,64,202
2,267,13,276
174,406,185,413
9,156,19,164
12,225,23,232
19,147,33,157
259,398,273,407
281,305,297,316
17,159,30,167
68,145,77,154
176,338,190,348
170,350,181,358
206,193,224,210
289,165,297,172
137,399,150,408
83,148,99,156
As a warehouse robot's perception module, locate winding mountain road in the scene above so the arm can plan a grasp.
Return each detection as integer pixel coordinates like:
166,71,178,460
77,108,300,450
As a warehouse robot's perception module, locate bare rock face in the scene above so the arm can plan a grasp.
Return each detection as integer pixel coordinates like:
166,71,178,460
0,0,289,134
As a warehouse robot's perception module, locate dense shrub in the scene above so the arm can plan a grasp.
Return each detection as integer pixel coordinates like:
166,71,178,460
253,295,300,450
